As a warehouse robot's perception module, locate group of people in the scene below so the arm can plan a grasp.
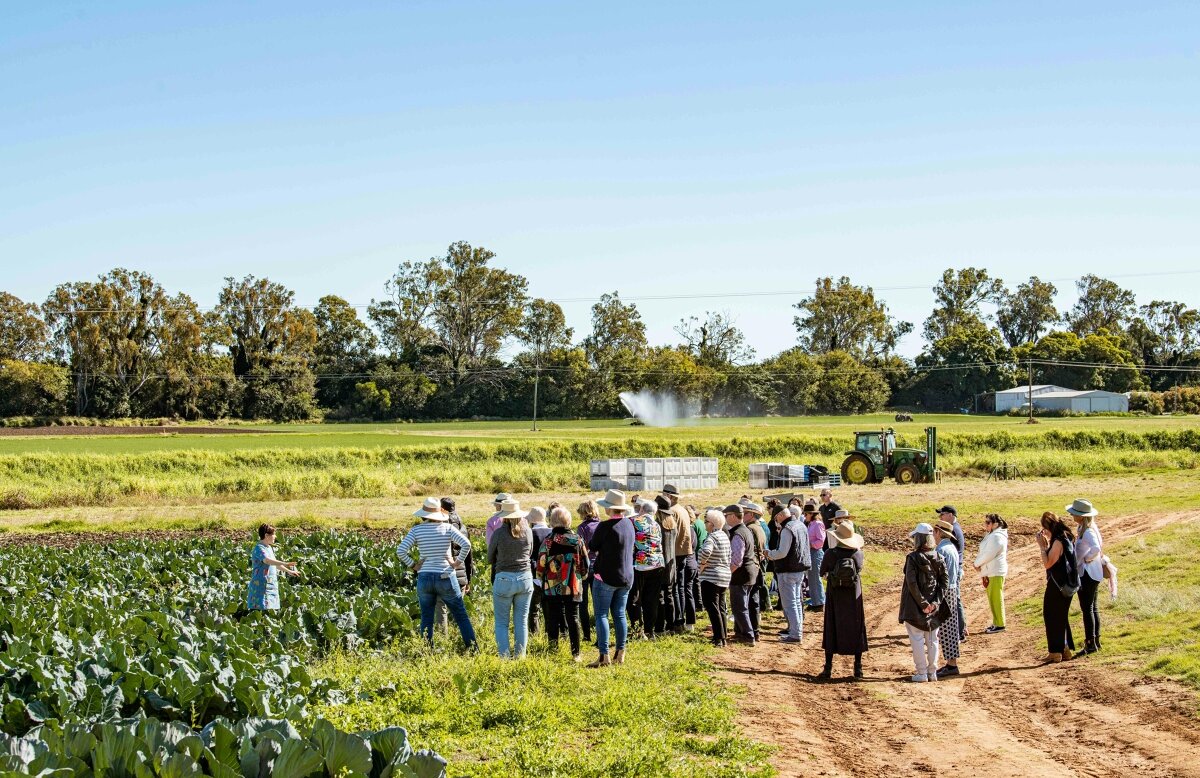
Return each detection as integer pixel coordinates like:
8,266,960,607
897,497,1107,682
244,486,1109,683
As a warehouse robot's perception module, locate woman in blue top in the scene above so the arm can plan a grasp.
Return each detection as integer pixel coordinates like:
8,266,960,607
246,523,300,611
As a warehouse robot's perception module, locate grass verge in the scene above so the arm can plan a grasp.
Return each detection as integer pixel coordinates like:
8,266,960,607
1016,521,1200,700
312,634,773,778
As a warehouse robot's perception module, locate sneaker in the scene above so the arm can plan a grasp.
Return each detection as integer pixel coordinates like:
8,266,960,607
779,636,802,643
806,605,824,613
910,674,927,683
939,665,960,677
928,672,938,682
778,629,791,636
984,625,1006,634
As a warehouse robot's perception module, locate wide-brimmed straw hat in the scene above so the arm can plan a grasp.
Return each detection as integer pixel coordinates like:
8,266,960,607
832,509,852,522
496,498,528,521
1065,498,1098,518
934,519,956,534
597,489,634,514
831,520,864,550
414,497,447,521
738,498,764,516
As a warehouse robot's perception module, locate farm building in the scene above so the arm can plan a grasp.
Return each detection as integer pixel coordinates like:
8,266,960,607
995,385,1067,412
994,385,1129,413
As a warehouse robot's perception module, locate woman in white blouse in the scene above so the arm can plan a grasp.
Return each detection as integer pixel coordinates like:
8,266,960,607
1067,498,1104,655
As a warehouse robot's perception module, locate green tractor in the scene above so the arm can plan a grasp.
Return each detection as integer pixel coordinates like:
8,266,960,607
839,426,939,485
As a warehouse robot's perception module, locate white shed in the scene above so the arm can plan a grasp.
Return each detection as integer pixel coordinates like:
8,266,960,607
1033,390,1129,413
995,385,1067,413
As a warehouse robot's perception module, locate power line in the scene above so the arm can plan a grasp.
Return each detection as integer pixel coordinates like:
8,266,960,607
26,268,1200,315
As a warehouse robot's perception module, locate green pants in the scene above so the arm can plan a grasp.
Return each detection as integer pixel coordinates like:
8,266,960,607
987,575,1006,628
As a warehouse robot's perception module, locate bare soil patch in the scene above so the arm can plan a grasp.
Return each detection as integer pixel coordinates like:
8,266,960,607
0,425,281,437
716,511,1200,777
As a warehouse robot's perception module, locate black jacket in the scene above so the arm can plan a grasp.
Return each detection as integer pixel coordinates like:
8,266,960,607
899,550,948,631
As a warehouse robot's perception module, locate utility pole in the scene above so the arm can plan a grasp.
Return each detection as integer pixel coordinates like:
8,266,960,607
531,334,541,432
1027,360,1034,423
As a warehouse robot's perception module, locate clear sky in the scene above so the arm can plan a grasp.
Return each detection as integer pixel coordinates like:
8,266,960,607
3,1,1198,359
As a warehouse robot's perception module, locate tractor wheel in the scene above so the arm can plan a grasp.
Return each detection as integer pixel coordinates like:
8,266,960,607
841,454,875,485
894,463,921,485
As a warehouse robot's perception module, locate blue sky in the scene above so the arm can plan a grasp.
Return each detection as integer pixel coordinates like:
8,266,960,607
3,1,1198,359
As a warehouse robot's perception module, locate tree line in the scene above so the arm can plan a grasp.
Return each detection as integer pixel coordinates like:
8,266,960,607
2,243,1198,421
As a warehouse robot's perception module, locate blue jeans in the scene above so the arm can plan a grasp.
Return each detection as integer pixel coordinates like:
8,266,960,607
416,572,476,648
591,579,630,655
492,571,534,658
776,571,805,640
807,547,825,607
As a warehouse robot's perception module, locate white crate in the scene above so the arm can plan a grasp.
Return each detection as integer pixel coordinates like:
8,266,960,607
591,459,627,477
625,476,645,491
647,458,664,476
642,477,664,493
663,457,683,476
701,457,718,475
701,475,719,490
626,459,644,476
685,475,703,491
683,457,701,475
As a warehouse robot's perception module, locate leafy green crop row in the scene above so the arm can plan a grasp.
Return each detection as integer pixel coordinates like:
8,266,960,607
0,714,446,777
0,533,454,738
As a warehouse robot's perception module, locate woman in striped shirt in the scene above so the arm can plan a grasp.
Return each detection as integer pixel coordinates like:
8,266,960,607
697,510,732,647
397,497,477,649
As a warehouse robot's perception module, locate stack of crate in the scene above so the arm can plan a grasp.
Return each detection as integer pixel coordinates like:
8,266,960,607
591,457,718,492
749,462,837,491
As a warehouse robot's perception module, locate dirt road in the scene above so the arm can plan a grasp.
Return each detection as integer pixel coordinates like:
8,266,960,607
717,511,1200,777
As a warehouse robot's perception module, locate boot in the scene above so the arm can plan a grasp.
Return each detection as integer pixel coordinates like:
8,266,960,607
613,649,626,665
1062,647,1073,661
853,655,864,679
588,653,611,668
1043,652,1063,664
818,654,833,681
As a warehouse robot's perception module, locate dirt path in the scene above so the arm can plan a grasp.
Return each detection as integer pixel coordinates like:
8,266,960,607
716,511,1200,777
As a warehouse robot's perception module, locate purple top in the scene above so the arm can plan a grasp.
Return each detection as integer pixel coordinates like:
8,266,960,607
729,532,746,572
807,519,826,549
577,518,600,564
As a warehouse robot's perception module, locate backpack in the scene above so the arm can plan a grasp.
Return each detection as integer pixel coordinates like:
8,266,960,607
827,553,859,590
1053,536,1081,598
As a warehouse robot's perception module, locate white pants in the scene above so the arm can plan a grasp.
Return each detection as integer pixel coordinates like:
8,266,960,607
905,623,940,677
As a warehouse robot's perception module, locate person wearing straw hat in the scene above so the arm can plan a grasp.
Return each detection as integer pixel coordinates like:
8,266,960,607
900,523,949,683
589,489,637,667
818,516,868,680
398,497,477,649
487,498,535,658
933,519,962,677
1068,499,1104,656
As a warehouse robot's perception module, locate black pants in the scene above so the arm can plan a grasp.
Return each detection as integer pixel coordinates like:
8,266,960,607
750,572,765,634
659,568,677,634
701,580,728,644
580,572,593,641
1043,583,1076,654
544,595,582,656
631,567,669,636
529,587,545,635
691,563,703,625
673,559,697,626
1079,573,1102,648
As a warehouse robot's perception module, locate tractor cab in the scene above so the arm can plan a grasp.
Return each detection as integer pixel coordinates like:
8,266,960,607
854,430,895,464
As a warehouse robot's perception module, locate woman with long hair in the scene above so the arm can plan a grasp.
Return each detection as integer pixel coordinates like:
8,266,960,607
1036,511,1078,663
487,498,535,658
574,500,602,642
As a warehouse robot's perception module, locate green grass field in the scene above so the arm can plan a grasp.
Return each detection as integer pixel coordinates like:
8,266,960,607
3,414,1200,511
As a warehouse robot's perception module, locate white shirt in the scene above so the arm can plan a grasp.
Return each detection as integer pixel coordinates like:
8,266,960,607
1075,525,1104,582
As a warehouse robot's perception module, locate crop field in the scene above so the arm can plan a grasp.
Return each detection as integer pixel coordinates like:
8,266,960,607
3,414,1200,776
3,414,1200,513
